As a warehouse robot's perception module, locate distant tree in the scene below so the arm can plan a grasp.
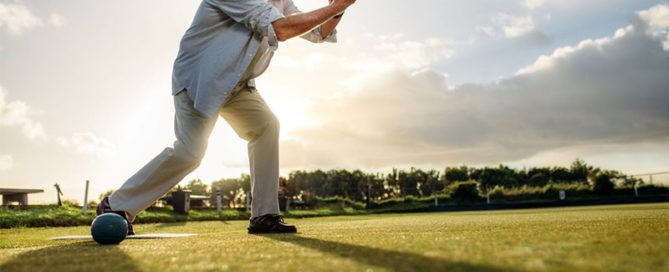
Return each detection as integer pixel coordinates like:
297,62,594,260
364,173,387,204
351,170,369,201
569,158,590,184
211,177,244,208
287,171,301,197
550,166,573,183
240,174,251,193
527,167,552,187
420,169,444,196
397,168,420,197
473,165,520,189
592,173,615,195
184,179,209,196
385,168,401,198
499,165,521,188
448,181,481,202
443,166,469,184
279,176,290,198
528,172,548,186
590,169,640,190
287,170,329,200
272,161,653,203
325,169,348,198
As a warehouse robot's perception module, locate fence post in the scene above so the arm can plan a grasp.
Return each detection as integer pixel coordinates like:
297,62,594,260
216,187,222,214
82,180,90,214
54,183,63,207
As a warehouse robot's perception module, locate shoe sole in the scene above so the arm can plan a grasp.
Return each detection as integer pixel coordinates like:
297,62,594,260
247,229,297,234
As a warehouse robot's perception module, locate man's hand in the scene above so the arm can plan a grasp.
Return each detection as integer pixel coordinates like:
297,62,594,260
329,0,349,16
330,0,356,10
320,0,348,38
272,0,356,41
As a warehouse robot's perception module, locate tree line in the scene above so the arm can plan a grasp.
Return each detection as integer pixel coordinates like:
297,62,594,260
182,159,646,207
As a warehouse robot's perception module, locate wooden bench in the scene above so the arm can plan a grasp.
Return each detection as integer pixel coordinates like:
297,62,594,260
0,188,44,206
158,191,210,214
161,194,210,208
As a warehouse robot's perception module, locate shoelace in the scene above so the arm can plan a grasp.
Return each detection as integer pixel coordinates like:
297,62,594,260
254,215,283,224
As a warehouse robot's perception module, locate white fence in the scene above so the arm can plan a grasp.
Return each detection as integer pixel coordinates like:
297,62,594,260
631,171,669,185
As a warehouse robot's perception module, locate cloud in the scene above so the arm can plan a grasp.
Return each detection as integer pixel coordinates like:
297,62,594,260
639,4,669,29
0,155,13,171
333,33,455,75
371,34,455,70
57,132,116,157
479,12,549,44
475,26,496,36
638,4,669,50
0,3,66,35
279,4,669,169
0,2,43,35
518,3,669,75
271,32,456,94
493,13,536,38
522,0,545,10
47,13,66,28
0,85,47,140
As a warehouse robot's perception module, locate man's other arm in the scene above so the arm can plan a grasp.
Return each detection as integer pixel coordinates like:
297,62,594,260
319,0,343,39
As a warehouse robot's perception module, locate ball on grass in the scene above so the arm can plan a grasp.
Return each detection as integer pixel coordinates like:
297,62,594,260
91,213,128,245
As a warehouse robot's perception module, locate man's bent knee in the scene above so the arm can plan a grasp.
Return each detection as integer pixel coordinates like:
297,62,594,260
171,142,207,167
263,113,280,138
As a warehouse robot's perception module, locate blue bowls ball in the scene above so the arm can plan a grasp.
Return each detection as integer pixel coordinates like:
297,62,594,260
91,213,128,244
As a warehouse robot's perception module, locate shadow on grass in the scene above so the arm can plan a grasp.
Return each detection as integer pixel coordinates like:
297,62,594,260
153,221,188,229
261,234,516,272
0,241,140,272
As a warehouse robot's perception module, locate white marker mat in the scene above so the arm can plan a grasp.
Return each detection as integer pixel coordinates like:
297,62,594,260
50,233,198,240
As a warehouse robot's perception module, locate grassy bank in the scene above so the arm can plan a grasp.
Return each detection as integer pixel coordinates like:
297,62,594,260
2,193,667,228
0,204,395,229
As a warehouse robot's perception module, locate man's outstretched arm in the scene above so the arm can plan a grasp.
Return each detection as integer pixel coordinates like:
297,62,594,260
272,0,355,41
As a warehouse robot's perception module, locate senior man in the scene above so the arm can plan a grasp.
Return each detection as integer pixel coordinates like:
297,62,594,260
97,0,356,234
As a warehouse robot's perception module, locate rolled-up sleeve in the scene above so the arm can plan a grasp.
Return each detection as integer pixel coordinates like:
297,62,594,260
206,0,284,50
283,0,301,16
301,27,338,43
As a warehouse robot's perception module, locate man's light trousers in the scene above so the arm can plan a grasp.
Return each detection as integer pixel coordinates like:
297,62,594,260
109,86,280,221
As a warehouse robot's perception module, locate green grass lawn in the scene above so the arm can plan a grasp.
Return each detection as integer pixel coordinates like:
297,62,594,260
1,203,667,272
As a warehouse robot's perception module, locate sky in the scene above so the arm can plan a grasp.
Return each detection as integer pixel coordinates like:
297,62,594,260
1,0,669,204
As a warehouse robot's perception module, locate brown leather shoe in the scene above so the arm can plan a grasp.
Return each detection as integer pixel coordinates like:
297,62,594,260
248,214,297,234
97,197,135,235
